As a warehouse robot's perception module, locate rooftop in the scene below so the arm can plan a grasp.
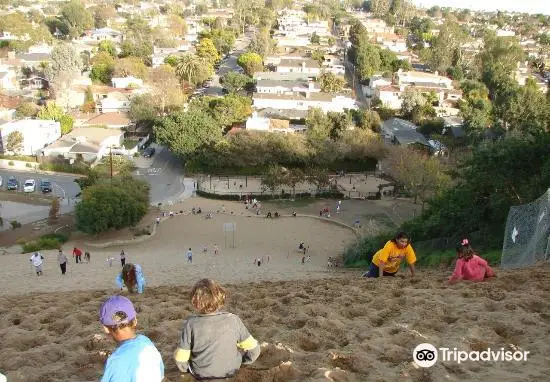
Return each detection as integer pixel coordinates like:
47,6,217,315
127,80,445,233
278,59,320,69
253,92,352,102
82,112,131,127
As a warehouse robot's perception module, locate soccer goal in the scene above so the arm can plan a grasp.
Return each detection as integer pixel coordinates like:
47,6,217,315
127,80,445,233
501,189,550,269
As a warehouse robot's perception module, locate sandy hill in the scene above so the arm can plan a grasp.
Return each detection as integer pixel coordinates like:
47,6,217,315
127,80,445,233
0,266,549,382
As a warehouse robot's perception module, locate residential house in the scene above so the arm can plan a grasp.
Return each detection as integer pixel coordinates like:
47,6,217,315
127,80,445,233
82,28,123,43
358,18,394,35
81,112,131,129
95,91,132,113
245,113,295,133
42,127,124,162
274,35,312,47
276,59,321,75
256,78,320,94
19,76,48,91
15,52,50,70
396,70,453,89
151,47,189,68
0,119,61,155
374,33,407,53
363,73,392,98
111,76,143,89
381,118,430,148
253,92,357,113
254,72,315,82
28,43,53,54
442,116,466,138
377,85,403,109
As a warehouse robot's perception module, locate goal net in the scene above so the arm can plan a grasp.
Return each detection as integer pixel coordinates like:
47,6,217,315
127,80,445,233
501,189,550,269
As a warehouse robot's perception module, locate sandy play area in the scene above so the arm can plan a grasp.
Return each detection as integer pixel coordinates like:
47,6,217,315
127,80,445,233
0,266,549,382
0,198,548,381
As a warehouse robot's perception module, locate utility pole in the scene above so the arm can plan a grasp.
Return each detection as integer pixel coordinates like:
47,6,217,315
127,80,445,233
110,147,113,183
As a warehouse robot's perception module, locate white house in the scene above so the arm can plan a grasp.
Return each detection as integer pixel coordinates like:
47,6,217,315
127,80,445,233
375,34,407,53
111,76,143,89
42,127,124,162
83,28,123,43
256,79,320,94
396,70,453,89
253,92,358,113
363,74,392,98
28,43,53,55
377,85,403,109
245,113,295,133
0,119,61,155
276,59,321,75
95,92,132,113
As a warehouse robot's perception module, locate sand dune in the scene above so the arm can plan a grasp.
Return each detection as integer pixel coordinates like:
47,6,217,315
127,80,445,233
0,266,549,382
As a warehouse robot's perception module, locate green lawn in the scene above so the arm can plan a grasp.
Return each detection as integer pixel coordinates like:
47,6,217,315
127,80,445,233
122,139,139,150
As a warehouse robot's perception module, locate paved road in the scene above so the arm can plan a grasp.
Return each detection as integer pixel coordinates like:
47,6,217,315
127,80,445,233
132,144,185,205
205,33,252,96
0,169,81,201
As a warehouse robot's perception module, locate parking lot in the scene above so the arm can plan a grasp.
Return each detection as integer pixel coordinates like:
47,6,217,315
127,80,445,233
0,170,81,201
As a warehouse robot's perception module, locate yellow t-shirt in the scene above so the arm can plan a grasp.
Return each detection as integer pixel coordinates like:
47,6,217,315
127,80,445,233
372,240,417,274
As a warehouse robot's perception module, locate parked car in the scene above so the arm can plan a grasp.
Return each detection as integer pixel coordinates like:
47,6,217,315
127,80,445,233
142,147,156,158
23,179,36,193
40,179,52,193
0,175,2,187
7,176,18,190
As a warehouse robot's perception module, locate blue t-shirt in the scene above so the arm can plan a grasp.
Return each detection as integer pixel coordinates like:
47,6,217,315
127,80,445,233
101,334,164,382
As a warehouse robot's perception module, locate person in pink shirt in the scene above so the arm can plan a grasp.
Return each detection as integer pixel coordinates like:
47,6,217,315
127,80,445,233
449,239,496,283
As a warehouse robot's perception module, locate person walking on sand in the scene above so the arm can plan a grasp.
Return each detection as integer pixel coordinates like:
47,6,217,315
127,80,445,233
214,244,219,256
58,249,68,275
120,250,126,267
187,248,193,263
30,252,44,276
448,239,496,284
363,232,417,278
72,247,82,264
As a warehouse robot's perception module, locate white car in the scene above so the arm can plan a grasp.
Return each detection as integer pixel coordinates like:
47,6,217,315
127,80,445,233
23,179,36,193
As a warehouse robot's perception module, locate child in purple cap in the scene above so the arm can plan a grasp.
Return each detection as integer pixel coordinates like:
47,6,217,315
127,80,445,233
99,295,164,382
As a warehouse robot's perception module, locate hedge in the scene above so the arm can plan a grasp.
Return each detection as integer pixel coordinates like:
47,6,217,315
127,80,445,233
21,233,69,253
195,190,344,201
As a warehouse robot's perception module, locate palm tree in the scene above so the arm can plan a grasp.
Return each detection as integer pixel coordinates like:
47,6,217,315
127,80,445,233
175,54,212,88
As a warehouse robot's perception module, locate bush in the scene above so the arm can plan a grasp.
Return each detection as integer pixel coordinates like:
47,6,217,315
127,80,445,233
343,233,391,267
25,162,32,168
39,162,89,174
0,154,37,162
10,220,21,230
21,233,69,253
8,161,14,166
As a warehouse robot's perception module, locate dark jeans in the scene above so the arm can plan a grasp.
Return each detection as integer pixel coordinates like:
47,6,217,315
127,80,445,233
363,262,397,278
60,262,67,275
121,258,126,267
75,255,81,263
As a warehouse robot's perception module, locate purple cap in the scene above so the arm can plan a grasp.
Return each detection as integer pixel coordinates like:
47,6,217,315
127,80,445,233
99,295,137,326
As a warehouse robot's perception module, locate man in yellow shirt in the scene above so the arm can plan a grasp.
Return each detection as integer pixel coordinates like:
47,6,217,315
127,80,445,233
363,232,417,278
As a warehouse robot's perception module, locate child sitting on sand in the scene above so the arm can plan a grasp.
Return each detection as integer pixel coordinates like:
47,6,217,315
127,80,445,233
174,279,260,379
449,239,496,283
99,295,164,381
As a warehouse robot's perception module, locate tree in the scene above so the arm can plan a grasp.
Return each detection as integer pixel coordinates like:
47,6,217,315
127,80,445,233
261,165,285,193
75,178,150,234
370,0,391,18
120,16,153,64
310,32,320,45
98,40,117,57
15,103,38,119
237,52,263,75
310,50,325,66
114,57,148,79
504,79,550,135
44,44,82,102
189,95,253,129
318,71,346,93
154,110,223,157
427,20,468,73
400,88,426,118
207,29,236,55
168,14,187,37
386,145,451,206
81,86,96,113
61,0,93,38
349,20,368,47
248,28,277,58
5,131,24,153
175,54,214,87
354,43,381,80
306,108,332,143
129,94,157,127
49,198,60,223
196,38,220,65
221,72,250,93
90,51,115,84
151,65,186,114
92,5,116,28
37,103,74,135
353,108,382,132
